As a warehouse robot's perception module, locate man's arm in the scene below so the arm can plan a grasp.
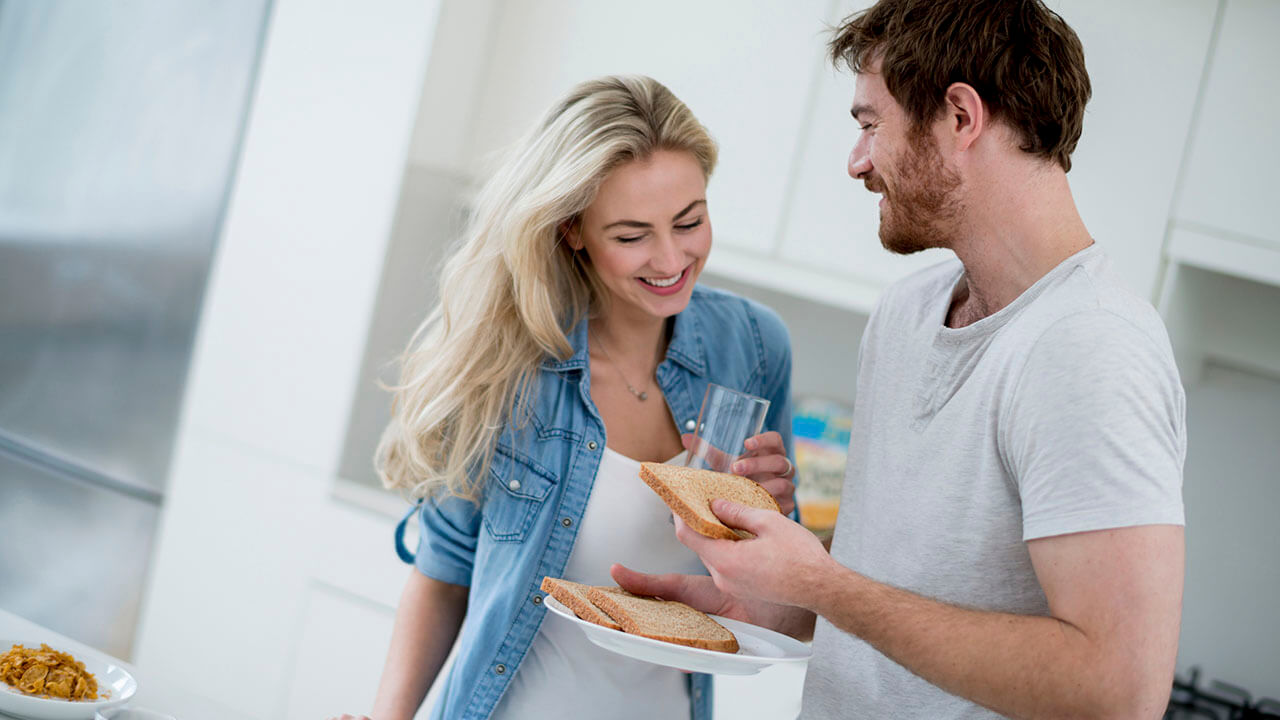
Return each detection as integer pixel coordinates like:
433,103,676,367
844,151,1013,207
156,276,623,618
685,501,1183,720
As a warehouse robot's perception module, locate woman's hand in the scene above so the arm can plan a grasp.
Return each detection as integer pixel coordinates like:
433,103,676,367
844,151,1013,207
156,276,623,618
730,431,796,515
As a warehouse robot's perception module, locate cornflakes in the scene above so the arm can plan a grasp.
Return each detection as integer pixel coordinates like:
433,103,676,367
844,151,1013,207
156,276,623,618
0,643,99,701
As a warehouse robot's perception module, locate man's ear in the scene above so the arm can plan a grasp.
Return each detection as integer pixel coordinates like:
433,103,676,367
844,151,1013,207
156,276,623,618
561,218,583,250
943,82,985,153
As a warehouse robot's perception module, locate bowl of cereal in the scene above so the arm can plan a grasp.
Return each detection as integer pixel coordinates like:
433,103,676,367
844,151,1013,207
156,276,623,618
0,641,135,720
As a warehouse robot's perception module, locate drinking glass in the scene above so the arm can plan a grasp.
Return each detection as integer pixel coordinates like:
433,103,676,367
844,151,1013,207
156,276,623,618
684,383,771,473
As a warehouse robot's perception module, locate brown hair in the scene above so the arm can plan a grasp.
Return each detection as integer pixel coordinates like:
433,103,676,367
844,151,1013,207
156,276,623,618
830,0,1091,171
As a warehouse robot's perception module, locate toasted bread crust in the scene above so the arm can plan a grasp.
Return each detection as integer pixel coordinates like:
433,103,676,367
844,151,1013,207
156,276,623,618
540,577,622,630
586,587,739,653
639,462,780,540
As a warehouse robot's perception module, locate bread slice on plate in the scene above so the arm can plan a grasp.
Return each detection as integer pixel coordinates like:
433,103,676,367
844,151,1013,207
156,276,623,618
639,462,781,540
540,577,627,630
586,587,739,653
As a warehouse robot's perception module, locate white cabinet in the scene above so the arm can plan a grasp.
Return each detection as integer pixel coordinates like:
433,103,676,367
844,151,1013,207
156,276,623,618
463,0,830,255
1054,0,1218,297
1174,0,1280,247
1166,0,1280,287
772,0,1218,307
775,0,951,301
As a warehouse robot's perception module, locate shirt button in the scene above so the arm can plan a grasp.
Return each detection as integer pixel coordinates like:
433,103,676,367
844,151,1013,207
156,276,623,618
562,517,573,527
507,479,521,491
495,663,506,675
684,419,696,431
587,440,598,450
532,594,542,605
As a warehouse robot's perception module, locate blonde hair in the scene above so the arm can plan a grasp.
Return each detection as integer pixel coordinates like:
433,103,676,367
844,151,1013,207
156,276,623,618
378,75,718,501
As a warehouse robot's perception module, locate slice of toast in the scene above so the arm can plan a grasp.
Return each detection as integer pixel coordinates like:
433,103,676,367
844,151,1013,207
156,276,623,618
586,587,739,653
540,577,625,630
639,462,781,540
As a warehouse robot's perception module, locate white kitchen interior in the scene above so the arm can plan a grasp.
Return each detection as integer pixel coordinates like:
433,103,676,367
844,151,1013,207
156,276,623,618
1,0,1277,719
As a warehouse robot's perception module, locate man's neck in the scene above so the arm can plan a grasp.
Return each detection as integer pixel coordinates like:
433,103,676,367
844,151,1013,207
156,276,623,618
946,165,1093,329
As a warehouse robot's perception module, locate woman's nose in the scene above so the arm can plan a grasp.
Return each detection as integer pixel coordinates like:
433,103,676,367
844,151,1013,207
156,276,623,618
652,234,685,273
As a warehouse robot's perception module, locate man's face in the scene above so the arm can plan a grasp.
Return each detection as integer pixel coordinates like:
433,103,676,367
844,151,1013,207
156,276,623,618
847,69,962,254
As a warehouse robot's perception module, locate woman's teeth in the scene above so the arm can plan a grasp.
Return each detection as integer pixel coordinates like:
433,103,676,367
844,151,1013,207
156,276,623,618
641,271,683,288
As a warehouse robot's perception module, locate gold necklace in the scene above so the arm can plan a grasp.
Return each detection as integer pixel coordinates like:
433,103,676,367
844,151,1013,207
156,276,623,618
589,327,651,402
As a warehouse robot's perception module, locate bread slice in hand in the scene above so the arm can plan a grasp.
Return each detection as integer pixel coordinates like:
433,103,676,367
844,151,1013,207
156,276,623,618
586,586,739,653
540,577,627,630
639,462,781,540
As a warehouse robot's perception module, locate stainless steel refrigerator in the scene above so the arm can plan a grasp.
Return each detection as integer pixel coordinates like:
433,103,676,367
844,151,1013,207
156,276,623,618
0,0,269,659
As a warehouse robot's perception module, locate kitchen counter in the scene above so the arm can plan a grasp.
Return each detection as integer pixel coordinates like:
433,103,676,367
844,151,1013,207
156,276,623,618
0,608,236,720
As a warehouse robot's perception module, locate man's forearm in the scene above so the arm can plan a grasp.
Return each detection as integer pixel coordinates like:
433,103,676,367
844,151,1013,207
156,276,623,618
805,566,1167,720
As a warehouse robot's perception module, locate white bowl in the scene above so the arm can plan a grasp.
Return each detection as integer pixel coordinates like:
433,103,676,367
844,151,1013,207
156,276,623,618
0,639,136,720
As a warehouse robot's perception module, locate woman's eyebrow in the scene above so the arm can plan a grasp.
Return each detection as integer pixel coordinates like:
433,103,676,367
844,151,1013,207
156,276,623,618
602,199,706,231
672,199,706,220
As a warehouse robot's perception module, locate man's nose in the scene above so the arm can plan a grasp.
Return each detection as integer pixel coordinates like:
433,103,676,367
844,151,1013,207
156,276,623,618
848,143,872,179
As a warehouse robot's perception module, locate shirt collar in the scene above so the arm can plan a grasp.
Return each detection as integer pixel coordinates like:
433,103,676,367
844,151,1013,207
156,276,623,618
540,295,708,377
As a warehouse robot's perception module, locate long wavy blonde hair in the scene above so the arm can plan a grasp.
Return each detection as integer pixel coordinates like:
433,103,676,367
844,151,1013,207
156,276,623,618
378,75,718,501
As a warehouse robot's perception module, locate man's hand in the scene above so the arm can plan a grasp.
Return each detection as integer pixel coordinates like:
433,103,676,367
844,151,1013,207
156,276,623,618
610,559,815,639
675,498,832,607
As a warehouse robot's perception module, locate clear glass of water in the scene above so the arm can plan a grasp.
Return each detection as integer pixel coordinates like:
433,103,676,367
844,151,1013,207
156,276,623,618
684,383,771,473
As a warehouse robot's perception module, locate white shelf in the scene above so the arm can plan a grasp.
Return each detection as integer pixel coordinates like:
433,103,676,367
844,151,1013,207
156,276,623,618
703,245,884,316
1166,222,1280,289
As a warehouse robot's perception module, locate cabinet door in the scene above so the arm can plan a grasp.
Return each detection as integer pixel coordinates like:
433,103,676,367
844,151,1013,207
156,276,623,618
1173,0,1280,249
777,0,951,292
1058,0,1218,297
463,0,830,254
780,0,1218,299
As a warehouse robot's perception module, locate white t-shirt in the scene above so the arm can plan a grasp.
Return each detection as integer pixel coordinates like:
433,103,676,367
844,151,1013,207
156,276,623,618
492,448,703,720
802,245,1186,719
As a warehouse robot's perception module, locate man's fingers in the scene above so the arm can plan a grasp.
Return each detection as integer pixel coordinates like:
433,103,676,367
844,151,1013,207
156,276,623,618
611,563,671,597
710,498,776,534
610,563,717,610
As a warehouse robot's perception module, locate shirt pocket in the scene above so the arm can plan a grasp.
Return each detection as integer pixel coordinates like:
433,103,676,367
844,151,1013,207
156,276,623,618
481,444,557,543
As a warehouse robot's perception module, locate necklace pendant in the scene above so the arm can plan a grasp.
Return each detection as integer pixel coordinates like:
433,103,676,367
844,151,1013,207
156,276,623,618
637,391,648,401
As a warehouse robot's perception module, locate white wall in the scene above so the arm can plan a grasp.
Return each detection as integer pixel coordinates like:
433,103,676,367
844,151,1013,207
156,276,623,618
135,0,441,717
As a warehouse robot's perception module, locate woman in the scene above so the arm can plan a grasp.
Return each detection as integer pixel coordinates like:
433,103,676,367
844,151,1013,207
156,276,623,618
335,75,795,720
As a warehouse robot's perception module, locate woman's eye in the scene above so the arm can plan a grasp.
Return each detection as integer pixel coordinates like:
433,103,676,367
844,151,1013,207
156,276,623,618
675,218,704,231
616,235,644,243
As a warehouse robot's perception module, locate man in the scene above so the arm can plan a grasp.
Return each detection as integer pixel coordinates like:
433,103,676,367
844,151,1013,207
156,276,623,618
612,1,1186,718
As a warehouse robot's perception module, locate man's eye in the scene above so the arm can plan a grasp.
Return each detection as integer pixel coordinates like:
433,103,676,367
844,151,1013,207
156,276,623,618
675,219,704,231
859,123,873,131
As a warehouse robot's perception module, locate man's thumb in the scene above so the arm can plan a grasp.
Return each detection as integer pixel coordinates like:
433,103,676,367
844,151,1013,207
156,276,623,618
710,498,771,535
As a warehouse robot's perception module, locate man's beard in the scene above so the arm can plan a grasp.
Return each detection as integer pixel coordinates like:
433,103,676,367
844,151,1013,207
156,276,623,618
871,132,962,255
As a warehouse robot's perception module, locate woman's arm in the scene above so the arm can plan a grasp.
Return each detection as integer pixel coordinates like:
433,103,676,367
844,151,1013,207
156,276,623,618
368,570,469,720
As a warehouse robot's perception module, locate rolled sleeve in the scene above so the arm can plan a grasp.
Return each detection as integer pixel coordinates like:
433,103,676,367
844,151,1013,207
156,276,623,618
412,492,481,587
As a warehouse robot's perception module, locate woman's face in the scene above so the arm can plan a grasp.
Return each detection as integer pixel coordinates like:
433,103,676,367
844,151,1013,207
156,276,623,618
571,149,712,323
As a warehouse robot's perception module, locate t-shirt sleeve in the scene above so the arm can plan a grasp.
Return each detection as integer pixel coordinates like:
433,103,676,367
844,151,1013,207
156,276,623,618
1002,310,1186,541
412,491,482,586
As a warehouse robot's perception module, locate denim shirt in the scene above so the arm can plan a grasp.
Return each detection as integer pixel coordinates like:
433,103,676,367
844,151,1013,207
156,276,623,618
394,285,794,720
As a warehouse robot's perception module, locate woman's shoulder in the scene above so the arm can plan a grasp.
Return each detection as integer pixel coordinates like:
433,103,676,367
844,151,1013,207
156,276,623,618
688,284,791,354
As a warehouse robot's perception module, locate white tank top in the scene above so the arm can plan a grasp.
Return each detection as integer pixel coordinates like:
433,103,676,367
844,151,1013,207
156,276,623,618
491,447,704,720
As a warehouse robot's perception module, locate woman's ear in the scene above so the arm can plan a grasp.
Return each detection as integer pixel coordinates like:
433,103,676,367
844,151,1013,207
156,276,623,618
561,218,583,251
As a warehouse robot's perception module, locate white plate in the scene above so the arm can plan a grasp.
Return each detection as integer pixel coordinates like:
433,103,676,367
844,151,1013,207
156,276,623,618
543,595,811,675
0,640,135,720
